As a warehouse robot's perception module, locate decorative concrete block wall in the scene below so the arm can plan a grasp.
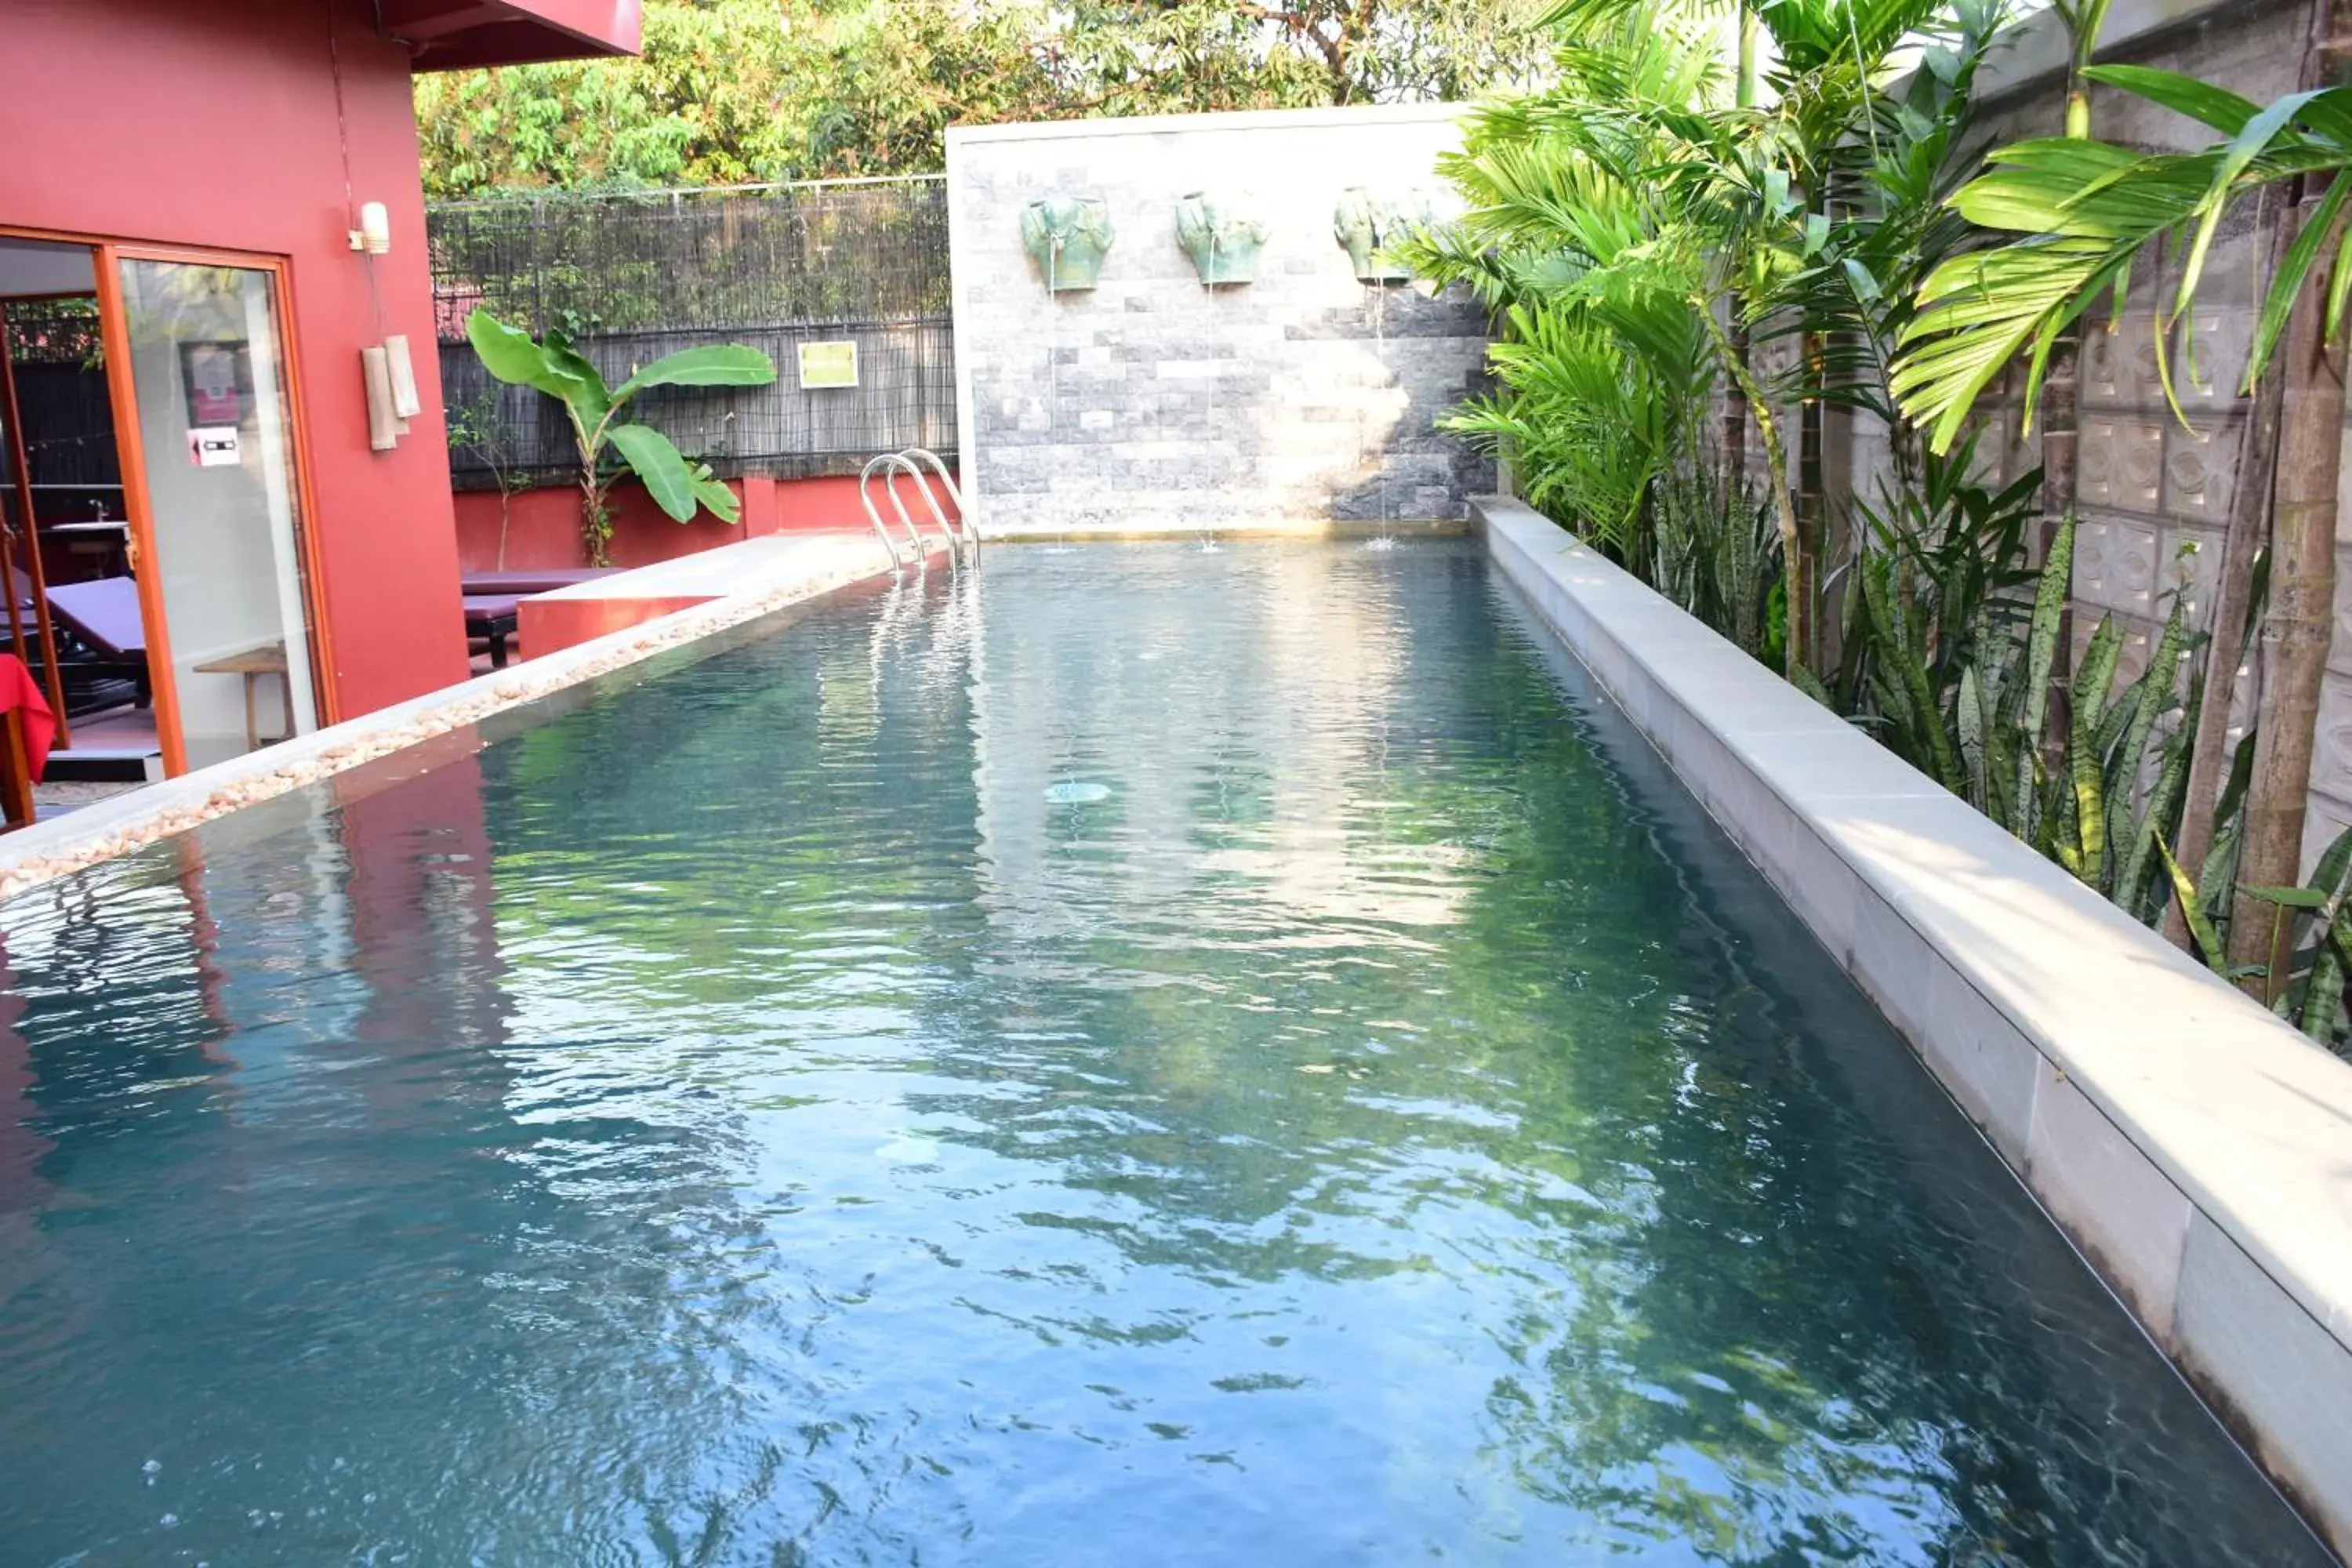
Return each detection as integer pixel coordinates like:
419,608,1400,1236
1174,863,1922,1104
1838,0,2352,869
1956,0,2294,731
946,105,1494,536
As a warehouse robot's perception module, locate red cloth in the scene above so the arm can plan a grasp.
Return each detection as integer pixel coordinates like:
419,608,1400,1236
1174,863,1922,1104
0,655,55,781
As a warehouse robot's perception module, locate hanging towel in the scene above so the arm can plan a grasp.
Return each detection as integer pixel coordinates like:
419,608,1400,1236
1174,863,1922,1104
0,653,56,781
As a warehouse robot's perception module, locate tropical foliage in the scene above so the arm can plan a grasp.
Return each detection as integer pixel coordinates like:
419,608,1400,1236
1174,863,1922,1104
1417,0,2352,1052
1399,0,2010,680
465,309,777,564
1892,65,2352,448
1883,26,2352,1019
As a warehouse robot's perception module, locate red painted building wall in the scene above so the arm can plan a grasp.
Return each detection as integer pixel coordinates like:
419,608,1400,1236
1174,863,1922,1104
452,471,964,573
2,0,632,720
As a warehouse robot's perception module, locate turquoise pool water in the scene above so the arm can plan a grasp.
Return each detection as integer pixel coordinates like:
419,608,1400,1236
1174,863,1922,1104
0,540,2327,1566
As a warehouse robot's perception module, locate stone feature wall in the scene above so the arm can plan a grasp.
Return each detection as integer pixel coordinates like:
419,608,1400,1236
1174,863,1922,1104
946,106,1494,535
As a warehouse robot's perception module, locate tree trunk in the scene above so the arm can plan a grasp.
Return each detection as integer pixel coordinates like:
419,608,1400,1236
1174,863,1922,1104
1704,304,1806,676
2228,201,2346,992
1720,5,1756,485
1737,5,1759,108
2037,61,2093,768
2222,0,2350,991
1722,318,1751,480
581,471,613,568
1798,332,1826,672
2167,187,2288,950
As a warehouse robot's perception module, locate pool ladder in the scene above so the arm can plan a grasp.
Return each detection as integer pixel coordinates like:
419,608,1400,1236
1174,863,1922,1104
859,448,971,570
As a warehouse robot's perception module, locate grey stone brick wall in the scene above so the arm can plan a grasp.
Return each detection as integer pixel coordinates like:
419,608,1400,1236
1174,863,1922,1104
946,105,1493,535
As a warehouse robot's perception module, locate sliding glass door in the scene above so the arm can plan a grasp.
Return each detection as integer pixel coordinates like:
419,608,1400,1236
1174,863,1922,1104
110,256,321,771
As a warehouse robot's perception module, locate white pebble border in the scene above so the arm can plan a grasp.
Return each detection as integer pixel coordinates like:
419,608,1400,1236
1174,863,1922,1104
0,535,924,902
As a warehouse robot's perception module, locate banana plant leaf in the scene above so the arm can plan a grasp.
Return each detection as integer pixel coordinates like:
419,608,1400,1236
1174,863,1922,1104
613,346,778,402
608,423,736,524
466,309,590,405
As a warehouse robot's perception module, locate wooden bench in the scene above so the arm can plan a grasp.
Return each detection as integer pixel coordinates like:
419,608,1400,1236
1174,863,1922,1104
192,641,295,751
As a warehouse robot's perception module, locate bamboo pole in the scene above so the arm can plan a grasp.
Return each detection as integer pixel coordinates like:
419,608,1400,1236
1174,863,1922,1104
2167,186,2287,949
0,325,74,747
2225,0,2352,992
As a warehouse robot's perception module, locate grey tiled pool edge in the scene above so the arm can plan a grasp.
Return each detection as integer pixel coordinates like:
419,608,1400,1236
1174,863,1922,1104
0,533,918,902
1475,495,2352,1559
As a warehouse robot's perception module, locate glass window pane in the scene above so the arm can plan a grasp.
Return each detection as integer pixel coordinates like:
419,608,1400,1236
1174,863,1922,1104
116,260,320,768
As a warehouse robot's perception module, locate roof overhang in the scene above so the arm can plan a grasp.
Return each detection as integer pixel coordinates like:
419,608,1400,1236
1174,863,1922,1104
379,0,642,71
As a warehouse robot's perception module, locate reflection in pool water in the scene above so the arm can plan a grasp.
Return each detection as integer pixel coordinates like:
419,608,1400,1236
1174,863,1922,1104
0,541,2327,1565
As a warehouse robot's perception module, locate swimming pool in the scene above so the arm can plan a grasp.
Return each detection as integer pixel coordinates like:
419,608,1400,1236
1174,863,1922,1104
0,540,2328,1564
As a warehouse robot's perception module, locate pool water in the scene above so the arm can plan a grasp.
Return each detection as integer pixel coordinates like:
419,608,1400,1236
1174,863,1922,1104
0,540,2327,1566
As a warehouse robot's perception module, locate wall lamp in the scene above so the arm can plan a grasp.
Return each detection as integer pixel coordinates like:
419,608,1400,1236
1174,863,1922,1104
348,198,414,450
349,201,391,256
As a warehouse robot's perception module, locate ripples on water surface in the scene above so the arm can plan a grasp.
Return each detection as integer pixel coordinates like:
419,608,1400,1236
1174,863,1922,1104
0,542,2326,1566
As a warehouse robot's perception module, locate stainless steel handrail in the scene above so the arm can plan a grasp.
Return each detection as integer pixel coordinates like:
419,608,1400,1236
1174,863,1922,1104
857,454,927,568
894,462,960,557
898,448,971,543
861,451,970,562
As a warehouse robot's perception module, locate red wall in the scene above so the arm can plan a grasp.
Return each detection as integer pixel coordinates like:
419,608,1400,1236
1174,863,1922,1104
453,471,963,573
3,0,471,718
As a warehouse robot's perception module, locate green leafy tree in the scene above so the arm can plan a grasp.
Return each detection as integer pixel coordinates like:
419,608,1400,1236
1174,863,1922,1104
1073,0,1551,104
413,0,1550,198
416,0,1059,194
465,309,776,564
1394,24,1724,564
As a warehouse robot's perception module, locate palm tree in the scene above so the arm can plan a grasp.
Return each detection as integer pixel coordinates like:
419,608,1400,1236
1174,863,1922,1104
1891,3,2352,985
1428,0,1976,678
2031,0,2116,764
1733,0,1960,668
1400,21,1749,558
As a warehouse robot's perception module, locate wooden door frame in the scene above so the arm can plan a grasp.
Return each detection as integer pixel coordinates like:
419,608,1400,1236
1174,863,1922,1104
93,240,341,775
0,319,75,743
253,255,343,728
0,283,107,745
88,246,185,775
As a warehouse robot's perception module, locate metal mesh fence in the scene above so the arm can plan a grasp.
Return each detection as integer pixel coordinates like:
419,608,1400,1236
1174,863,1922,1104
2,299,119,494
428,176,956,488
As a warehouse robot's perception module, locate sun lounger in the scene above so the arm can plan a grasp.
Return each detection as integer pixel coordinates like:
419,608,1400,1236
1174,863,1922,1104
9,569,147,715
459,572,619,666
461,568,617,597
463,594,520,667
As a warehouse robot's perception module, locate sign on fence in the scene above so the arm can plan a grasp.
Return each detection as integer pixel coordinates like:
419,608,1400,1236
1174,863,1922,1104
797,341,859,390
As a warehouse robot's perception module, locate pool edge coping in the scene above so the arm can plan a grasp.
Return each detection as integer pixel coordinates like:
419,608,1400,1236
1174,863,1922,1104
1475,494,2352,1563
0,535,924,901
